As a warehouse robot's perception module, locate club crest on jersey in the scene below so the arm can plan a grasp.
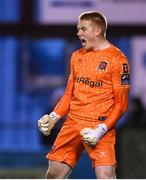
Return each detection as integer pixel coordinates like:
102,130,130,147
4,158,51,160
98,61,107,71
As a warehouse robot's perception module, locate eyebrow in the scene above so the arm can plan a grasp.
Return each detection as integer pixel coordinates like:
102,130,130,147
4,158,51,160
77,26,86,30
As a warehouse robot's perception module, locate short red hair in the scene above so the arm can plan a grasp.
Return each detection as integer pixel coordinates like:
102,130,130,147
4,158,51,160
78,11,107,36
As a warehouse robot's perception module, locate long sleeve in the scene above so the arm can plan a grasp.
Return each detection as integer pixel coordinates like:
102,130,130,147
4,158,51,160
104,87,130,129
104,56,130,129
53,55,74,117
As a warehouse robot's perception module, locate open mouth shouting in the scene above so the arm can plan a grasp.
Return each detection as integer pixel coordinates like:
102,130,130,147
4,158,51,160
80,38,86,46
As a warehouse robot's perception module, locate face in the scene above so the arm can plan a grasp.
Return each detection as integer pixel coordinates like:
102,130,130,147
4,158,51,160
77,19,101,50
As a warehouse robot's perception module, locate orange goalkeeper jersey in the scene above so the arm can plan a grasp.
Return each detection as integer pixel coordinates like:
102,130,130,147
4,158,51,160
54,44,130,129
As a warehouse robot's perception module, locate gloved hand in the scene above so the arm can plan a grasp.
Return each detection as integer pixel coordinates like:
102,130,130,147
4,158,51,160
38,112,60,136
80,123,108,146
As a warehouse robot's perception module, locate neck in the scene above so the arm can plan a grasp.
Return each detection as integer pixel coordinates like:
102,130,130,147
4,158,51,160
93,37,110,51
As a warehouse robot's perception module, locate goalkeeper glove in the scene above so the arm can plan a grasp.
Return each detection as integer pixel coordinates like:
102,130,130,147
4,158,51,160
80,123,108,146
38,112,60,136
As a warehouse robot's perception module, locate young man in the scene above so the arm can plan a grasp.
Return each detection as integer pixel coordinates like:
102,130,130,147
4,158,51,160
38,11,130,179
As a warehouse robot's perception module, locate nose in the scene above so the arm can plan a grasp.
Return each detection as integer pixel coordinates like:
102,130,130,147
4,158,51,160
77,29,81,37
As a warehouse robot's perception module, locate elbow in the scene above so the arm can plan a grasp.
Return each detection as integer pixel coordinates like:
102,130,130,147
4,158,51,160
122,107,128,115
120,103,128,115
116,101,128,116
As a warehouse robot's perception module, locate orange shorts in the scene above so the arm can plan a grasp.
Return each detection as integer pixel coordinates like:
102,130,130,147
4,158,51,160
46,117,116,168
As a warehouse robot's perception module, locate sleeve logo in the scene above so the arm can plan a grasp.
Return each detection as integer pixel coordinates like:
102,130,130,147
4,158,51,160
121,63,130,85
121,73,130,85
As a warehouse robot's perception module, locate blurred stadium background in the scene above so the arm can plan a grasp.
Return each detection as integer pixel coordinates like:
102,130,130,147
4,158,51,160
0,0,146,179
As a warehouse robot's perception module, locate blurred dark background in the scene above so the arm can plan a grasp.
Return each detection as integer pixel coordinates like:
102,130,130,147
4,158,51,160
0,0,146,179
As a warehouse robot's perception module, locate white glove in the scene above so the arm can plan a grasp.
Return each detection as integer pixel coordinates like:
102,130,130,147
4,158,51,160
38,112,60,136
80,123,108,146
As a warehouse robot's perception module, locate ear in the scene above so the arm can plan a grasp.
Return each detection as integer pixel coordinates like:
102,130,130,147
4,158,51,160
95,27,102,37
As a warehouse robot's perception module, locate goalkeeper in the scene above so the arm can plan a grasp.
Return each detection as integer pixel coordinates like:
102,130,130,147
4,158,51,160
38,11,130,179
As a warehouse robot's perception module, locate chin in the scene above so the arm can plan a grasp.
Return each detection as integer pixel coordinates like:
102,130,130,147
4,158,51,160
85,46,93,51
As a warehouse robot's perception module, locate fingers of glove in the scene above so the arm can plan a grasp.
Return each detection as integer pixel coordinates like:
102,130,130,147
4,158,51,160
82,134,95,141
39,120,56,133
80,128,91,136
38,114,50,125
39,126,51,136
84,139,96,146
82,134,97,146
38,120,48,128
48,120,56,129
41,130,50,136
84,138,95,146
42,130,51,136
88,142,96,146
38,123,49,130
38,114,56,129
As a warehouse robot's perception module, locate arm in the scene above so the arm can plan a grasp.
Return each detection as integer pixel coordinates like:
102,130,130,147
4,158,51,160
38,54,75,135
104,87,129,129
53,52,75,116
105,57,130,129
53,74,74,117
81,55,130,146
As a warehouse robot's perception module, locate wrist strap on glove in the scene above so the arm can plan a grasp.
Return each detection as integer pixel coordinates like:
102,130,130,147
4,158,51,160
95,123,108,138
49,112,60,122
